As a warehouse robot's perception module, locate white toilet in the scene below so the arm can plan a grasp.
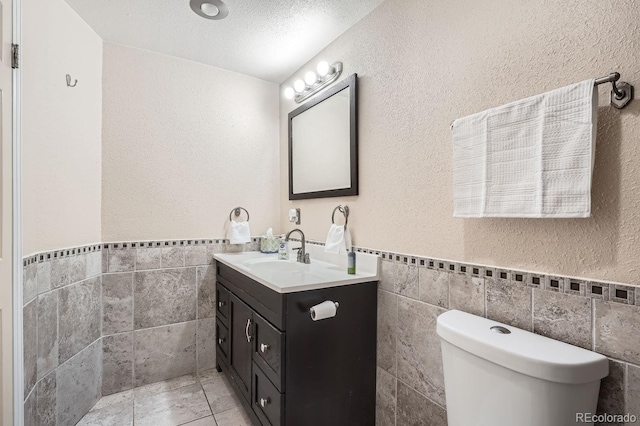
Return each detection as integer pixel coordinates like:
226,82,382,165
437,310,609,426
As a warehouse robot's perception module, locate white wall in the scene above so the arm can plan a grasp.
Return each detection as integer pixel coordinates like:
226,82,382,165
23,0,103,255
280,0,640,283
101,43,280,242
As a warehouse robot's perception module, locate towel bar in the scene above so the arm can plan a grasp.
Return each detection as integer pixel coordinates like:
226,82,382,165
594,72,633,109
451,71,635,128
229,207,249,222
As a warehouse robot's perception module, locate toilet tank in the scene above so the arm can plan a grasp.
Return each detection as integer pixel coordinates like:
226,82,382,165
437,310,609,426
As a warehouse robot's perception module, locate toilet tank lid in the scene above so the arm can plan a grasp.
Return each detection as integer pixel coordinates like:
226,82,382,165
437,310,609,384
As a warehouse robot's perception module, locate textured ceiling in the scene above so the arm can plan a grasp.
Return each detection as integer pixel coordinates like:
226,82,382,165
62,0,385,83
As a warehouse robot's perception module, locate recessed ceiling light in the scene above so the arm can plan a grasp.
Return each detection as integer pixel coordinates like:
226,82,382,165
190,0,229,20
200,3,219,17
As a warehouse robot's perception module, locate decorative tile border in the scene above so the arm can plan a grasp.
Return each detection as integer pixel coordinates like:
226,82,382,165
24,237,638,306
272,237,638,306
103,237,260,250
24,237,262,262
23,243,102,266
351,244,637,306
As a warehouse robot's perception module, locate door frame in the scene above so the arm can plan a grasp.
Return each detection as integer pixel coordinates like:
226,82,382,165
11,0,22,422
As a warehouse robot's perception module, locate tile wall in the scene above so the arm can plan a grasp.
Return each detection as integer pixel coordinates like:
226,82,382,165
360,247,640,426
24,238,640,425
23,245,103,426
23,238,259,425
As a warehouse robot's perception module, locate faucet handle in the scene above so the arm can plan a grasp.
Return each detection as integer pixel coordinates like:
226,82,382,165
304,253,310,264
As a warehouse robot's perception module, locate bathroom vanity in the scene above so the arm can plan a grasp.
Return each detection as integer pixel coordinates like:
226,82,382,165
213,247,379,426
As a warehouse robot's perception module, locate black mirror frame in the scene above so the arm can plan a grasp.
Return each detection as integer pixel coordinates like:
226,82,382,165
288,73,358,200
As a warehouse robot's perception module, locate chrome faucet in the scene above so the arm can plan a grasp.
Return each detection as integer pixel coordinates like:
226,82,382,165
285,228,310,264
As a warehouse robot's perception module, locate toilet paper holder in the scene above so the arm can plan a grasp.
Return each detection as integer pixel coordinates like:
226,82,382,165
309,301,339,321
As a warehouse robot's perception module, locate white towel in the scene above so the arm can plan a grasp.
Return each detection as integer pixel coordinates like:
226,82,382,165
452,79,598,218
227,221,251,244
324,224,352,254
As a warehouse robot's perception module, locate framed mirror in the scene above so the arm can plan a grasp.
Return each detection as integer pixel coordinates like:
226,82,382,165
288,73,358,200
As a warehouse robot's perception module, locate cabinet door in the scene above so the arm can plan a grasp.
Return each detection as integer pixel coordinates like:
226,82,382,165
229,293,253,402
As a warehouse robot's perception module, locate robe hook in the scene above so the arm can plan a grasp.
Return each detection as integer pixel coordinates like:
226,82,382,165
66,74,77,87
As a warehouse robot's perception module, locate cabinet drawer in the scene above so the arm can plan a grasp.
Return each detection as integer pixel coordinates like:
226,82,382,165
252,363,283,426
216,320,230,361
217,264,285,330
254,314,284,391
216,284,230,322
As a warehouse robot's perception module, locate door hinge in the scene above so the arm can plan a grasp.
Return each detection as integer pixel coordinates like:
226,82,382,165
11,44,19,69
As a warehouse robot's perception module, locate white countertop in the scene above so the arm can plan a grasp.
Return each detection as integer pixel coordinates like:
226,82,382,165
213,243,380,293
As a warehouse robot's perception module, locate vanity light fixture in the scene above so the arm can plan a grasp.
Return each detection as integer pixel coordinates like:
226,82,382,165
293,79,307,93
284,61,343,103
283,87,295,100
304,71,318,85
317,61,331,77
190,0,229,20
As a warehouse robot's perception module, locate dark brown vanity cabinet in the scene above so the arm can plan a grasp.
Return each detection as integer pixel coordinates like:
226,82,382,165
215,263,377,426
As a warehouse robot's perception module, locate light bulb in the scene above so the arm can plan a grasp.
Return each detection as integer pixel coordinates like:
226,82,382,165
317,61,331,77
304,71,317,85
200,3,220,16
293,79,306,93
284,87,295,99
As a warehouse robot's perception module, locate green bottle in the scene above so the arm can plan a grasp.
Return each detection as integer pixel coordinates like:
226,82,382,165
347,250,356,274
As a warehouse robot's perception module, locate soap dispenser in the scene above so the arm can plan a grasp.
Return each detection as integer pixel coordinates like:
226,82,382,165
278,238,288,260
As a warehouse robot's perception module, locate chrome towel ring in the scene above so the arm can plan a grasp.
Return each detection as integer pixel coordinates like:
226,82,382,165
229,207,249,222
331,205,349,229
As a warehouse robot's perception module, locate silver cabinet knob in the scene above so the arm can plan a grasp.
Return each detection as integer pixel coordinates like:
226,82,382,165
260,343,269,353
218,338,225,345
260,397,270,408
218,301,225,308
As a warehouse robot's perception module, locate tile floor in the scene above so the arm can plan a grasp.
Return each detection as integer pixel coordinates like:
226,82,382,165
77,370,253,426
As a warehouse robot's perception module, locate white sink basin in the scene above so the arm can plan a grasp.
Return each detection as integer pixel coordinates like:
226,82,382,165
213,246,380,293
240,257,326,284
242,257,306,273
